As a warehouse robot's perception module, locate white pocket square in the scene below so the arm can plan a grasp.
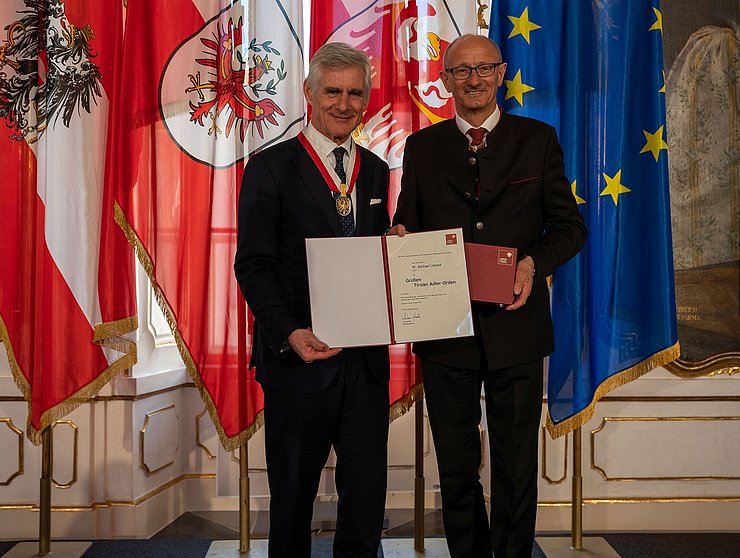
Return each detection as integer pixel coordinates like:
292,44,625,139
370,198,382,205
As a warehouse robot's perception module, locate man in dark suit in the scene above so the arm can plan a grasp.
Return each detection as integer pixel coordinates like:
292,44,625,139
234,42,390,558
391,34,586,558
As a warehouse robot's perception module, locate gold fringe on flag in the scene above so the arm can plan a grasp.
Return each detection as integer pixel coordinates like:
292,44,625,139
115,201,262,452
1,312,137,446
545,342,681,439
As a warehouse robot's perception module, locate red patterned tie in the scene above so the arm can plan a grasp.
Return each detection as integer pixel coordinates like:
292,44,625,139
468,127,488,151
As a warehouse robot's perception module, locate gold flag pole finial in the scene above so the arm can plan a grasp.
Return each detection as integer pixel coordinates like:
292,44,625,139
477,1,490,31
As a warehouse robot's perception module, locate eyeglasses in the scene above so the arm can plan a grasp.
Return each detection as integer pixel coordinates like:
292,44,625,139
445,62,504,80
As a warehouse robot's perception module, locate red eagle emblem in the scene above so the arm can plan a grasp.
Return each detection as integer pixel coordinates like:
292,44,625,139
186,18,286,140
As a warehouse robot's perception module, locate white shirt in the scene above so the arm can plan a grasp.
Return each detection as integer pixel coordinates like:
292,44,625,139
303,123,358,224
454,105,502,148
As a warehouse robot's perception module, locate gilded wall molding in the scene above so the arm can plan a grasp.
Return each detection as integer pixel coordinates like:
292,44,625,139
541,424,568,485
195,408,216,460
0,417,23,486
52,420,78,489
0,473,215,511
139,405,179,475
591,416,740,481
665,353,740,378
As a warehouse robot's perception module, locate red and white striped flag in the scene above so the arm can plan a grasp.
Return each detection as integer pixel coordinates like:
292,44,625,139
310,0,478,415
0,0,136,443
112,0,306,450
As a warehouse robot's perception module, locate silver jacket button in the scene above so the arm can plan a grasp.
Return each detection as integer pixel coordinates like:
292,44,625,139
476,221,484,230
468,157,477,166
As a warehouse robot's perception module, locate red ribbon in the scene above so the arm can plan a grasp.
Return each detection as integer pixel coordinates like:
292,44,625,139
297,131,361,196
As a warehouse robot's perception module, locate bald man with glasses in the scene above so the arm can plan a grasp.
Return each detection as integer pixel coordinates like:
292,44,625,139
391,34,586,558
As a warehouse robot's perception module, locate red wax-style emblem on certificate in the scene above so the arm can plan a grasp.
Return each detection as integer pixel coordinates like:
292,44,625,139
445,233,457,245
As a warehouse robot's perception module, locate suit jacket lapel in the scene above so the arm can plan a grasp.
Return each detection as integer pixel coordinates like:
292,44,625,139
290,139,342,236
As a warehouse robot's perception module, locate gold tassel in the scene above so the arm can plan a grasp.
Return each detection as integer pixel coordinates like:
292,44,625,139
546,342,681,438
1,308,137,446
115,202,263,452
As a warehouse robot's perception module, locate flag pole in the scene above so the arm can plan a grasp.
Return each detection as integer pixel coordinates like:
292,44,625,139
239,443,250,553
236,293,250,553
571,427,583,550
413,389,425,551
39,425,52,556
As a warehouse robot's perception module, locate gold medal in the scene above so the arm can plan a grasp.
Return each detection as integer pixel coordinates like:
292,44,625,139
336,183,352,217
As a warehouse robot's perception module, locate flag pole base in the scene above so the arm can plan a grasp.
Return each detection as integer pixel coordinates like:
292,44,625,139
4,541,91,558
206,540,267,556
536,536,621,557
382,538,450,557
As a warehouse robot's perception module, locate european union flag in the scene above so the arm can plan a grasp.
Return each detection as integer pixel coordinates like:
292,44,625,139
490,1,680,436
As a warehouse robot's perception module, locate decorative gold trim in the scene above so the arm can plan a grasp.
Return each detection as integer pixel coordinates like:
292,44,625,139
115,202,262,452
535,496,740,507
195,408,216,460
390,383,423,423
5,390,737,405
229,449,268,472
541,424,568,485
476,0,489,30
139,405,179,475
51,420,78,489
0,473,216,511
596,396,740,402
0,475,738,511
0,417,24,486
665,353,740,378
546,342,681,438
591,416,740,481
1,310,137,447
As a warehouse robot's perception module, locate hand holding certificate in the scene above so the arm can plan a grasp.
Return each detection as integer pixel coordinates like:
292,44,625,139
306,228,474,348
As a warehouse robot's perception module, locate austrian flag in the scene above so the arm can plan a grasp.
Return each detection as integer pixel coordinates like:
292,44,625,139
0,0,136,443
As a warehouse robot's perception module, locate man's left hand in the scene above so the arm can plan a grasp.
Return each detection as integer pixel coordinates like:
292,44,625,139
506,256,535,311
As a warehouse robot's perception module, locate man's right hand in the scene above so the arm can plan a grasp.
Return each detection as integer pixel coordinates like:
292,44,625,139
386,224,407,236
287,328,341,363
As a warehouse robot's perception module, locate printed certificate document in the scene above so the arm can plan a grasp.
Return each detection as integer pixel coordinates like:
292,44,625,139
306,228,474,348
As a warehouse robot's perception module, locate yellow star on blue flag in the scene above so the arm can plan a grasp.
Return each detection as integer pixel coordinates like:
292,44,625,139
640,125,668,161
508,7,541,44
504,69,534,106
649,7,663,33
600,170,631,205
571,180,586,205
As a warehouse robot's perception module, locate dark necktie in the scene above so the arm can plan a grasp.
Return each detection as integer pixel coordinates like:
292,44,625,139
468,127,488,151
332,146,355,236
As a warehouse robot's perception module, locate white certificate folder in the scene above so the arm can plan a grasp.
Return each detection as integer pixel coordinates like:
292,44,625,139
306,228,474,348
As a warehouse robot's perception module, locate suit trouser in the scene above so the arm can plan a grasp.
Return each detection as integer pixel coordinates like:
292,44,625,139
263,352,389,558
422,358,543,558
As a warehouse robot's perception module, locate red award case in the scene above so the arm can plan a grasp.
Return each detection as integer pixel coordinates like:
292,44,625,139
464,243,518,305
